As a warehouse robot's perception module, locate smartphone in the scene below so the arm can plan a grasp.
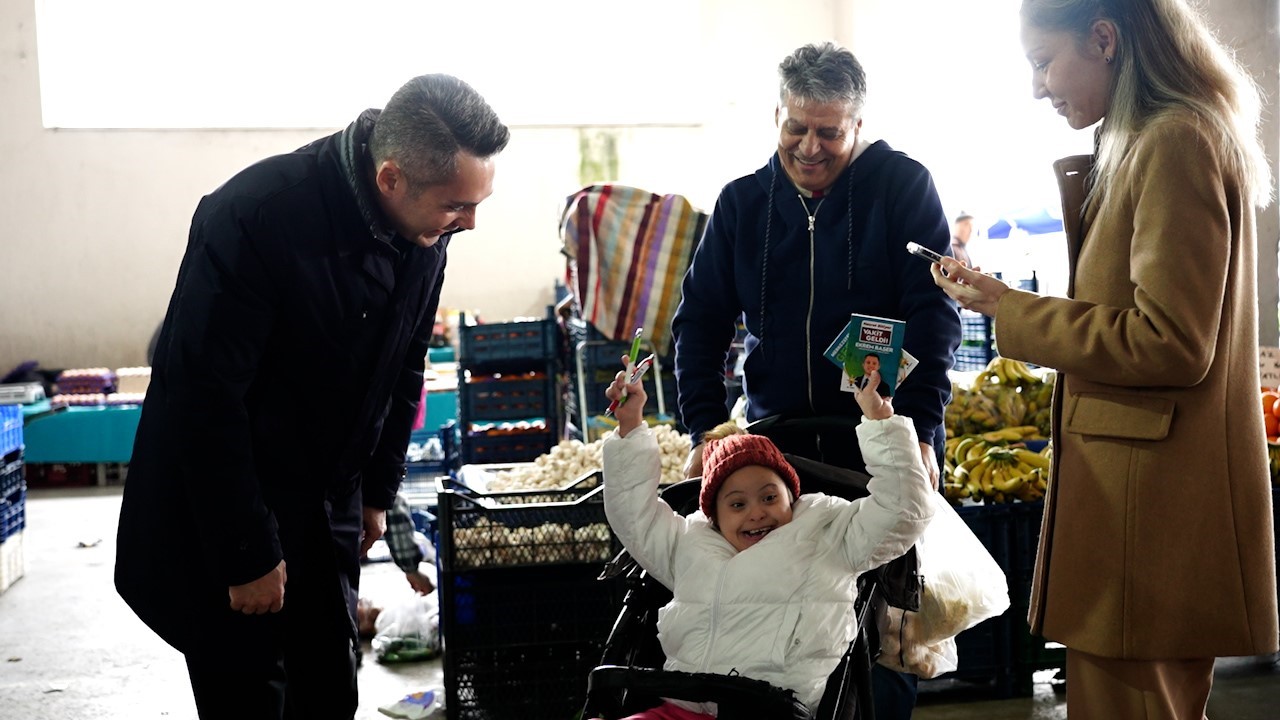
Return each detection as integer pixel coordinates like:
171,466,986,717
906,241,947,264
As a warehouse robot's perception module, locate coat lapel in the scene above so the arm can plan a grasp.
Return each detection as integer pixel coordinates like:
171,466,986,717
1052,155,1094,298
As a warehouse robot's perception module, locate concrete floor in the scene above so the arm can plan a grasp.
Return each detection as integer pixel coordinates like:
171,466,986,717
1,486,1276,719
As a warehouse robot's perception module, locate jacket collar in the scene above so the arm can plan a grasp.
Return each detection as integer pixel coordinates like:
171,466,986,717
338,109,398,247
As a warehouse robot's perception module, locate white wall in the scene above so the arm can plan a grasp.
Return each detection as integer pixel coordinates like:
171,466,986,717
0,0,1275,374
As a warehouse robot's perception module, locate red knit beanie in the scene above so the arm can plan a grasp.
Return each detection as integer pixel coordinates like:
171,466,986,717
699,433,801,519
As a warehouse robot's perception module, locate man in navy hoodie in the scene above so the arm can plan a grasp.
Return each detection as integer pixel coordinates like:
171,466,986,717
672,42,961,719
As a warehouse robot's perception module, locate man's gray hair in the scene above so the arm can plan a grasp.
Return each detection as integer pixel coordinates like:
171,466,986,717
778,42,867,114
369,74,511,192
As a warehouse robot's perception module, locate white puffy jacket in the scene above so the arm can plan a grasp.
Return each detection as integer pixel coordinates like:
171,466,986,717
602,415,935,712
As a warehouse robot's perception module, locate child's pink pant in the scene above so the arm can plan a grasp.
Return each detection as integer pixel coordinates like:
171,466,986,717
620,700,716,720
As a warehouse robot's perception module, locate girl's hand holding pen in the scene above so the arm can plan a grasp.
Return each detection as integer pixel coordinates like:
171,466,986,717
929,257,1011,317
606,354,648,437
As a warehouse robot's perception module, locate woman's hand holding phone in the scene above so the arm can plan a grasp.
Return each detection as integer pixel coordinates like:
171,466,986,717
910,241,1014,317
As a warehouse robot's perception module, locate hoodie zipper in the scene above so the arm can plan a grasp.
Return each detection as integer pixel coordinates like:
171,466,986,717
796,194,824,418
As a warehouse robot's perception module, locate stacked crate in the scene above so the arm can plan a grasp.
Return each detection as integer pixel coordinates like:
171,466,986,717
457,313,562,465
954,311,995,371
435,473,624,718
0,404,25,594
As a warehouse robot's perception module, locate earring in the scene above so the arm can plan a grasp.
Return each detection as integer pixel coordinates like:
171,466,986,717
1105,55,1113,64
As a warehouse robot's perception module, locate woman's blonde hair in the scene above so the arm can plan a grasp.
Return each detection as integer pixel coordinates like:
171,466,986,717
1022,0,1272,208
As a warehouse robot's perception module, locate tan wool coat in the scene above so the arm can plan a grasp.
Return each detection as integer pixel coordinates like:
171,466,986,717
994,111,1279,659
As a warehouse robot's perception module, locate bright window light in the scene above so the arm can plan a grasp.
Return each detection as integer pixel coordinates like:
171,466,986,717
34,0,704,129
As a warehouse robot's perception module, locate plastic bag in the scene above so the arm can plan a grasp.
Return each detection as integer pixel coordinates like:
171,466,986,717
875,601,958,678
913,494,1010,644
876,494,1009,677
372,591,442,663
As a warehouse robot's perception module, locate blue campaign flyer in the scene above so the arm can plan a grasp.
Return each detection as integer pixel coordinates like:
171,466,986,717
823,313,912,396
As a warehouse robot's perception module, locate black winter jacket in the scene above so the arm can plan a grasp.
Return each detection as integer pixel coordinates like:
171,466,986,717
115,111,446,648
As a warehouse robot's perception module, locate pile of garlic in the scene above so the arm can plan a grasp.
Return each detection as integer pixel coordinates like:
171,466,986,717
452,517,614,568
486,424,693,491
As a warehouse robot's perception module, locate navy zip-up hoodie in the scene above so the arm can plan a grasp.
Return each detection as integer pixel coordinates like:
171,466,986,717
672,141,961,452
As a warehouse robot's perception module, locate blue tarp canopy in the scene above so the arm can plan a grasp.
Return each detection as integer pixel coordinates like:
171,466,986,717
987,208,1063,238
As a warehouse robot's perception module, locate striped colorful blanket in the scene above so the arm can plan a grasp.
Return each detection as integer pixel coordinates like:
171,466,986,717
560,184,707,356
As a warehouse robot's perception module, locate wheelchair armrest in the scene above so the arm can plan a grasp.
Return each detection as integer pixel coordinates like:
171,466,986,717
587,666,811,720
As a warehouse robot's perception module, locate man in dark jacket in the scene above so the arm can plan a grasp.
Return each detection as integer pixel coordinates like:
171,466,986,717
114,74,509,719
672,43,961,719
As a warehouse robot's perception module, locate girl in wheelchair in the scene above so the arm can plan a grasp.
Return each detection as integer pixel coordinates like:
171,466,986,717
600,359,936,719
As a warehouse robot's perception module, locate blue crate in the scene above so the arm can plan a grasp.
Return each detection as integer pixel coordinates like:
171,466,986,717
954,344,995,371
0,405,22,458
461,373,556,421
960,313,991,343
460,319,557,366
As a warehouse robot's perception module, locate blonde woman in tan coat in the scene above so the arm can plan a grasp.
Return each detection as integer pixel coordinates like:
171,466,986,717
930,0,1278,717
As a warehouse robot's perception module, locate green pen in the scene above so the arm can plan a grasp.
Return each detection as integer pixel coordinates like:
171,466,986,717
605,327,644,416
626,327,644,372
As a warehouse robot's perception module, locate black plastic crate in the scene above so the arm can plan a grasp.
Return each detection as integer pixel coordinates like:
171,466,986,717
435,474,618,573
441,562,623,648
956,503,1012,573
461,319,558,367
0,457,23,500
1,488,25,542
1006,501,1045,589
444,640,610,720
461,372,556,421
461,427,555,465
435,475,624,719
946,612,1015,697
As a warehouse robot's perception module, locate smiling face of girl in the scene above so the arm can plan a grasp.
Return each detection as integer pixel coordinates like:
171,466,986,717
712,465,795,553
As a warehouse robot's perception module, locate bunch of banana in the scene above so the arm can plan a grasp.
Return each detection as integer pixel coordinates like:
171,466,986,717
945,426,1045,471
943,444,1052,504
973,356,1042,391
944,383,1004,437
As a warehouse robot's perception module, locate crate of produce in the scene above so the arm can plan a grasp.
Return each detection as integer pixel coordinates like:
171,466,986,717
462,371,557,421
435,474,624,718
0,405,21,458
434,473,617,573
462,423,555,465
460,318,558,367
